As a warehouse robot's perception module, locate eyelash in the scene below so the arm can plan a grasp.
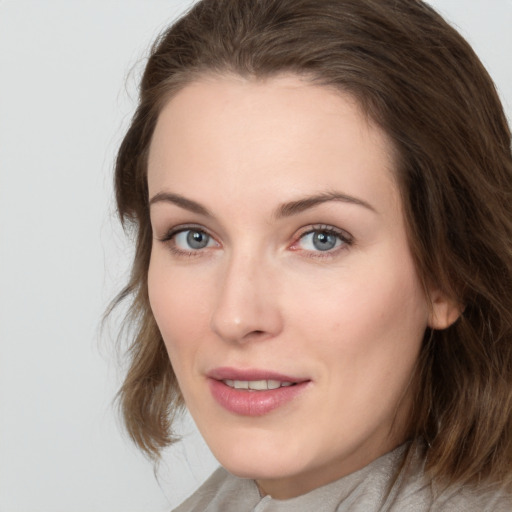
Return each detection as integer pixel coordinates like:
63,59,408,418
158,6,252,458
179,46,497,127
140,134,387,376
158,223,353,259
291,224,353,259
157,224,216,258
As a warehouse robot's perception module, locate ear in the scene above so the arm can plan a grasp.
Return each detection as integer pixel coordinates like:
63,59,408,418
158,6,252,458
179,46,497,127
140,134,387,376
427,289,462,330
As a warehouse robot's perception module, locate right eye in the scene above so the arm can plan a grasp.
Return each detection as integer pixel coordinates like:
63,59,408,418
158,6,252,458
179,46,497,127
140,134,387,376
172,228,217,251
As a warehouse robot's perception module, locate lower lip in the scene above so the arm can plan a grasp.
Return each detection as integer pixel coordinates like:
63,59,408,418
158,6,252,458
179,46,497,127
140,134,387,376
208,379,309,416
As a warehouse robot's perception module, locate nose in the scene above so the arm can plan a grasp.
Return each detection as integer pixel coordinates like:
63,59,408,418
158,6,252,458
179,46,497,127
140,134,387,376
210,251,283,344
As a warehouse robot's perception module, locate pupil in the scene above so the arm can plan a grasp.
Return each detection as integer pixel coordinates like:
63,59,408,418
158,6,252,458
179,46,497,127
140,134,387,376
313,231,336,251
187,230,208,249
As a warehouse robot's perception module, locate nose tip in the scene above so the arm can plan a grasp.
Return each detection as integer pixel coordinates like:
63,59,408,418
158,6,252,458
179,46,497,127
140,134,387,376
211,314,272,343
210,259,282,344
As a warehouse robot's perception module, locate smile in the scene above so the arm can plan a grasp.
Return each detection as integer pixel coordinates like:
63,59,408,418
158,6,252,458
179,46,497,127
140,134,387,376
207,368,310,416
222,379,294,390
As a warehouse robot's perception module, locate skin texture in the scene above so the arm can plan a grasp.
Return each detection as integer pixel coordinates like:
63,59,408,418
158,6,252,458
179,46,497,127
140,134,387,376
147,75,458,499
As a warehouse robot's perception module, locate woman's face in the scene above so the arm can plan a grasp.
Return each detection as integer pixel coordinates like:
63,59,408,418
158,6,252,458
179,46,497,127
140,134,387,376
147,75,440,498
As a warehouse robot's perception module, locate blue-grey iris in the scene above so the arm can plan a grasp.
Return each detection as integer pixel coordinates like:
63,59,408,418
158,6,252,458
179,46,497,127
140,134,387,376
313,231,338,251
187,230,209,249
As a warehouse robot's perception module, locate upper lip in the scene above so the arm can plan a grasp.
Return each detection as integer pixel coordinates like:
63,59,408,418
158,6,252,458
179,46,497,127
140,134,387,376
207,366,308,383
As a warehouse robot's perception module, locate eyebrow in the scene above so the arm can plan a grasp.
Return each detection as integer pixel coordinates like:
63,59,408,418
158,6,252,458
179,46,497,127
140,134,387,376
148,190,376,218
274,191,377,219
149,192,212,217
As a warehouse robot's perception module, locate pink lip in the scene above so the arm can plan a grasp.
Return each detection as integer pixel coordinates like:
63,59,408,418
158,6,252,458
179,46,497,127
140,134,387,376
208,367,305,382
207,367,310,416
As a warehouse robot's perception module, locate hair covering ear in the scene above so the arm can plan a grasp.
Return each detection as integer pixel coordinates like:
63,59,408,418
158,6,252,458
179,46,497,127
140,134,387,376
427,290,462,330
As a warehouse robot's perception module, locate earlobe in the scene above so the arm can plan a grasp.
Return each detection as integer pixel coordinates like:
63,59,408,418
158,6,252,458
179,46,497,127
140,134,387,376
427,290,463,330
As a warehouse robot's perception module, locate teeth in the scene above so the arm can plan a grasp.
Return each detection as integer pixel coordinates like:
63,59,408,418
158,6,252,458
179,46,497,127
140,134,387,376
223,379,294,390
266,380,281,390
249,380,268,390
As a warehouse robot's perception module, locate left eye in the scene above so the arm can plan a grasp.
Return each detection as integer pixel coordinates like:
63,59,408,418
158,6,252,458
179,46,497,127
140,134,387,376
174,229,216,250
297,230,344,252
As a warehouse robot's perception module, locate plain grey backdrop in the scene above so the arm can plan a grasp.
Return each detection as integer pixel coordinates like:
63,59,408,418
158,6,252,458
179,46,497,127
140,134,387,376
0,1,511,511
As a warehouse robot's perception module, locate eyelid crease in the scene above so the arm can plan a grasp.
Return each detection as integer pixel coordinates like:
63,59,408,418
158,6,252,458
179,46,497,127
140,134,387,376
296,224,353,243
158,224,215,243
159,222,203,235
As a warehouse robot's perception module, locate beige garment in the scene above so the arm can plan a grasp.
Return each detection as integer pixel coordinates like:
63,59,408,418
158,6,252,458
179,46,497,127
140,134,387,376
172,444,511,511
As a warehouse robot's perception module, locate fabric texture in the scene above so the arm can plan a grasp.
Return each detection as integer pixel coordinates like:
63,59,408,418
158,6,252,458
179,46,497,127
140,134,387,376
172,444,511,511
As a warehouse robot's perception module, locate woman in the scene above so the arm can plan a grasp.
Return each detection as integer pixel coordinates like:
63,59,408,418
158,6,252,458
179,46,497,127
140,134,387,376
112,0,512,509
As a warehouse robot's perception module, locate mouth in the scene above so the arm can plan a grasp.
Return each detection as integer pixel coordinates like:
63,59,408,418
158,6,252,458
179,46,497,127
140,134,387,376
207,367,310,416
207,366,306,383
222,379,295,390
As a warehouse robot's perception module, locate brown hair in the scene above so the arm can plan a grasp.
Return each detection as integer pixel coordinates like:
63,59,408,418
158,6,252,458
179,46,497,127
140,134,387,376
112,0,512,488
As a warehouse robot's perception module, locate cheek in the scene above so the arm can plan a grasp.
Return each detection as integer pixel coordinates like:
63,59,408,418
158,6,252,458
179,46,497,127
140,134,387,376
287,262,428,431
287,257,428,365
147,255,210,365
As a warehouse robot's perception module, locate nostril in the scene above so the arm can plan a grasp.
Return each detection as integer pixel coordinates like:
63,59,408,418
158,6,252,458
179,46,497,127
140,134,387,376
241,329,269,342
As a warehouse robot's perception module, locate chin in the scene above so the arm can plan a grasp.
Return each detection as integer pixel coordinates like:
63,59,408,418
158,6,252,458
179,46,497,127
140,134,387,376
207,431,305,480
220,454,301,482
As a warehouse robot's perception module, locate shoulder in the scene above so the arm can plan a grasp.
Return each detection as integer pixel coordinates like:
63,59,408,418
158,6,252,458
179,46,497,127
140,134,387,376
171,468,230,512
432,483,512,512
385,446,512,512
171,467,260,512
388,477,512,512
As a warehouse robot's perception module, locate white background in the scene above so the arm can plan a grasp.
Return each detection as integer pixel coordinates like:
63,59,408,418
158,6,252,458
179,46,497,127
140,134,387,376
0,1,510,511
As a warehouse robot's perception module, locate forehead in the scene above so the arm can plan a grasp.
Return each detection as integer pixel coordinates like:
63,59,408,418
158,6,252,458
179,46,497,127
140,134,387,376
147,74,399,216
